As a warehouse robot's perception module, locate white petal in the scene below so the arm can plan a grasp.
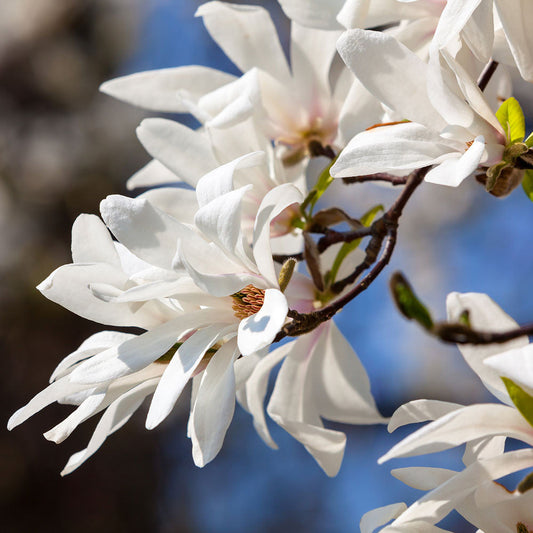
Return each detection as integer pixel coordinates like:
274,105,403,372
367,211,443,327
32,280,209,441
486,344,533,397
238,289,288,356
360,502,408,533
136,118,218,187
189,340,239,467
424,136,485,187
196,152,265,209
380,404,533,463
432,0,483,51
462,0,494,63
311,322,386,424
277,0,344,30
337,30,446,130
388,399,463,433
37,263,157,328
69,310,228,384
61,378,159,475
253,183,304,287
126,159,180,191
100,66,235,112
331,123,456,177
139,188,198,225
146,324,234,429
71,214,120,266
100,194,193,270
391,467,457,491
446,292,528,404
196,2,291,83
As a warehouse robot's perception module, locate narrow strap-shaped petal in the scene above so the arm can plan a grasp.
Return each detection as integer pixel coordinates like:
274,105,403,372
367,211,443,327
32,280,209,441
60,378,159,475
388,399,464,433
196,2,291,83
189,340,239,467
391,467,457,491
139,188,198,225
136,118,218,188
126,159,180,191
71,214,120,266
360,502,408,533
278,0,344,30
100,66,235,112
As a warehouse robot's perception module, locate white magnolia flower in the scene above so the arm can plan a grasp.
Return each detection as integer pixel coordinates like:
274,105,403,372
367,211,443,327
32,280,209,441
101,1,384,170
362,292,533,531
8,161,305,472
331,30,508,187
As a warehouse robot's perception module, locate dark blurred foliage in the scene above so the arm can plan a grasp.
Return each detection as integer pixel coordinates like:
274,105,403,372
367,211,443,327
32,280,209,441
0,1,169,531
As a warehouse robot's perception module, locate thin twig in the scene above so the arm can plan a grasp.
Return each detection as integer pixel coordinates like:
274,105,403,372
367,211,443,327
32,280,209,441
477,60,499,92
433,321,533,345
342,173,408,186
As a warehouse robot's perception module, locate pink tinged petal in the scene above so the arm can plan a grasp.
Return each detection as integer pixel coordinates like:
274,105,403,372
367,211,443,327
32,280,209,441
424,136,486,187
189,340,239,467
60,378,159,476
145,325,235,430
446,292,528,404
486,344,533,397
195,2,291,83
50,331,136,383
100,194,193,270
194,184,256,269
136,118,218,188
290,22,341,106
277,0,344,30
380,404,533,464
253,183,304,287
99,65,235,112
495,0,533,82
388,399,463,432
238,289,288,356
196,152,265,209
337,30,447,130
139,188,198,225
360,502,408,533
331,123,457,177
69,310,228,384
267,333,346,477
199,69,261,129
126,159,180,191
242,342,294,449
37,263,157,329
391,467,457,491
71,214,120,266
311,322,386,424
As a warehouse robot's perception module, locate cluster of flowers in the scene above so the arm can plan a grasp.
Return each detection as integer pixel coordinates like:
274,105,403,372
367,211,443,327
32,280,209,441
9,0,533,531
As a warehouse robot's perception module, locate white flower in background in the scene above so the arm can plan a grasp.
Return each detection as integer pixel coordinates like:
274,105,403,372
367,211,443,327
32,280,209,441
101,1,384,170
331,29,509,187
8,159,307,472
361,292,533,531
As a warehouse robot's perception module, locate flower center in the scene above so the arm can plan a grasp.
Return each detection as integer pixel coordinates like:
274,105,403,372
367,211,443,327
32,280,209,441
231,285,265,320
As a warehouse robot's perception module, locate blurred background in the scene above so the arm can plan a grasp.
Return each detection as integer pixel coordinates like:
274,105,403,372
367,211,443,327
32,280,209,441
1,1,532,531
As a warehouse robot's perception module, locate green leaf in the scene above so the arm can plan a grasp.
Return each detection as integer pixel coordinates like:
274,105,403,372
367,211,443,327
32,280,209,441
502,377,533,428
522,169,533,202
496,97,525,144
326,204,383,285
307,158,337,215
389,272,434,330
525,132,533,148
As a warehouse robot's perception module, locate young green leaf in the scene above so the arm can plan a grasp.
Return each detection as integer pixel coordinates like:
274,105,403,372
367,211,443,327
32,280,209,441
496,97,526,144
389,272,434,330
502,377,533,428
522,169,533,202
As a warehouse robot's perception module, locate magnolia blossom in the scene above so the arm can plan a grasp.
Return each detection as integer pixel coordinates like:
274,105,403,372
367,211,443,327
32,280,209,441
361,292,533,531
331,29,509,187
8,158,305,472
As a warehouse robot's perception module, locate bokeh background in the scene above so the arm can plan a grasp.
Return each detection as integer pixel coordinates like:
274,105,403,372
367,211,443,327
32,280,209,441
2,1,532,531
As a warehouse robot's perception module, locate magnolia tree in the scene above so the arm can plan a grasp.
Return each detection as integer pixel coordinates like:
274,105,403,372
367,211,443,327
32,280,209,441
9,0,533,531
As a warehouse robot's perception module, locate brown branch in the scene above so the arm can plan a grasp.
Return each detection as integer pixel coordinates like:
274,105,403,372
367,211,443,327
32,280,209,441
274,166,429,341
477,60,499,92
433,322,533,345
342,173,408,186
